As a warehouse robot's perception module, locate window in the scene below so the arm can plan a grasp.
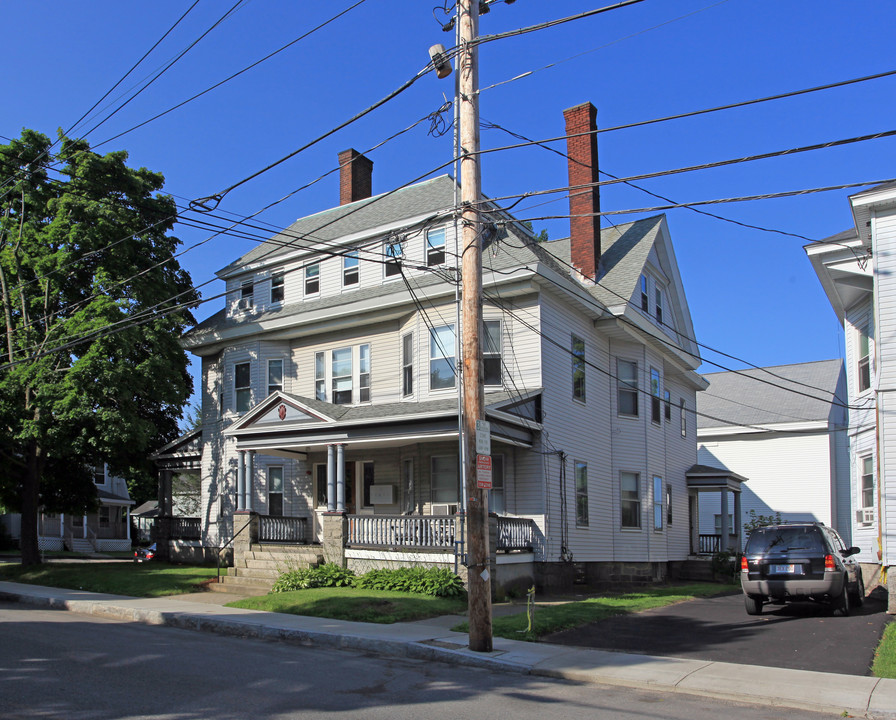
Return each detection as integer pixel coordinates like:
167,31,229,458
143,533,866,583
402,333,414,397
99,507,110,528
431,455,458,503
575,461,588,526
426,227,446,266
314,351,326,401
331,347,352,404
361,461,375,508
650,368,661,424
664,389,671,422
271,273,284,304
858,324,871,392
385,236,404,278
305,263,320,296
714,514,733,535
240,281,254,309
343,250,359,287
235,362,251,413
653,476,663,530
359,344,371,403
267,359,283,395
489,455,505,514
571,334,585,402
680,398,687,437
620,472,640,528
483,320,502,386
640,275,649,312
430,325,456,390
655,287,663,325
268,467,283,516
666,483,672,525
617,360,638,416
93,465,105,484
860,455,874,520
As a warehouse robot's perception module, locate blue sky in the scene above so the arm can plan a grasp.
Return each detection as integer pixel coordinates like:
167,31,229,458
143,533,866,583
3,1,894,412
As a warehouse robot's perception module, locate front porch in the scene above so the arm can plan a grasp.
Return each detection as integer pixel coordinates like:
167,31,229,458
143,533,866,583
686,464,747,556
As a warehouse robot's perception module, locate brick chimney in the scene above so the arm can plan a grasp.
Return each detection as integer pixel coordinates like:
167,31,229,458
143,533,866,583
563,102,600,280
338,148,373,206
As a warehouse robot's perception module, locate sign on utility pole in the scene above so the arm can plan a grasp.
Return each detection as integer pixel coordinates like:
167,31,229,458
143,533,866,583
458,0,492,653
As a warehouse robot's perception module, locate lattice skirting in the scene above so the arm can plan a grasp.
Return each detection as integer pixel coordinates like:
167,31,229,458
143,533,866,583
38,537,64,551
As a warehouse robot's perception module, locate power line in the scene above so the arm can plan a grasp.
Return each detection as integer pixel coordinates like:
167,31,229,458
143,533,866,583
92,0,369,150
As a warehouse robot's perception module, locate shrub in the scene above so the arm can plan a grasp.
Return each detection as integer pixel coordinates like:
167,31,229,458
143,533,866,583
710,550,742,583
744,509,782,535
356,566,465,598
270,563,355,593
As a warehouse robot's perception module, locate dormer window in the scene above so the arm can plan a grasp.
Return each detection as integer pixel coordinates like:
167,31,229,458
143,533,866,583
385,236,404,278
343,251,359,287
271,273,284,304
239,281,254,310
305,263,320,296
427,228,446,266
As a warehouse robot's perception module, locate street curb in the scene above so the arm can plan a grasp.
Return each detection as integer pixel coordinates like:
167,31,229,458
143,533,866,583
3,586,895,719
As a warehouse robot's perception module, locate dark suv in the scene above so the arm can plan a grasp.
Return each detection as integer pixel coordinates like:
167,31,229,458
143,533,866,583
740,522,864,616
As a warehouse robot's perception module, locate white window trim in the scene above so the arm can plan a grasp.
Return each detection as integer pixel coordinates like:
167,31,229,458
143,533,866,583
429,324,456,392
653,476,663,531
304,263,321,297
384,236,404,280
270,273,285,305
620,471,641,530
401,332,414,398
234,361,251,414
575,460,588,527
430,455,459,504
483,319,502,387
342,250,360,289
617,359,639,418
571,334,585,403
426,227,447,267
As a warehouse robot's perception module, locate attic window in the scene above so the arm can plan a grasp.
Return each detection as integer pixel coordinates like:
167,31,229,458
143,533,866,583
640,275,649,312
271,273,284,304
385,236,404,278
655,287,663,325
427,228,446,266
239,281,254,310
858,324,871,392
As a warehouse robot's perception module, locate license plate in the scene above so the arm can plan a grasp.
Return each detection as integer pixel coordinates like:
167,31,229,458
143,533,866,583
770,564,802,574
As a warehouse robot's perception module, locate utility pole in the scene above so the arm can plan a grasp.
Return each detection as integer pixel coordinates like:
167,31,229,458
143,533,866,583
458,0,492,653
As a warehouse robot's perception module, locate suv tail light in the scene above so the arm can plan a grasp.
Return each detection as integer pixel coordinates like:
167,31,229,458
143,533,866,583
824,554,835,571
740,556,749,571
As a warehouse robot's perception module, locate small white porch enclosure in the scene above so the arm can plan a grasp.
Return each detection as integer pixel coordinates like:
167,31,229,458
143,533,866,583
686,464,747,555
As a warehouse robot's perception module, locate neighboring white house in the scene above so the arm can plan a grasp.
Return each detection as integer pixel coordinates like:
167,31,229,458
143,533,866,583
177,103,710,589
807,181,896,608
696,360,850,547
1,464,135,552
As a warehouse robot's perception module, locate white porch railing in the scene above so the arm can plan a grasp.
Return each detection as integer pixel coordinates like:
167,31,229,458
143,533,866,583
348,515,456,549
496,517,534,551
259,516,308,544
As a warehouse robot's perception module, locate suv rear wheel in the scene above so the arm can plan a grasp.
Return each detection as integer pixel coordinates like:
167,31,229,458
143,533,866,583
834,579,850,616
744,594,763,616
850,569,865,608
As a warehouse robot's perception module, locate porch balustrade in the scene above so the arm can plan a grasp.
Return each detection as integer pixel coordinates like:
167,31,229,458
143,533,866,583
259,516,308,544
348,515,456,549
496,517,534,551
170,517,201,540
698,534,739,554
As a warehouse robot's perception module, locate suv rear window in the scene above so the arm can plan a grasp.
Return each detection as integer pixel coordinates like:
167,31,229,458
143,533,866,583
744,526,825,555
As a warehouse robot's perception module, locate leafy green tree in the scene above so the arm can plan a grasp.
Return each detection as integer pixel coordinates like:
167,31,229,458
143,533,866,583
0,129,197,564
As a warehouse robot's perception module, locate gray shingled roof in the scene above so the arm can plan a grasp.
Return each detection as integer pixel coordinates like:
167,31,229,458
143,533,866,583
219,175,458,275
697,359,844,429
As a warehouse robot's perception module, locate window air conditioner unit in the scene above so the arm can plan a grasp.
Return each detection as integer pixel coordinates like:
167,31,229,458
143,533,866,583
237,298,252,310
856,508,874,525
432,503,458,516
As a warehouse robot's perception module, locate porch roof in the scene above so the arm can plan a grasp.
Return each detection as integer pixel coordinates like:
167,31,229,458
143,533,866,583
97,488,135,507
224,389,542,455
686,464,747,493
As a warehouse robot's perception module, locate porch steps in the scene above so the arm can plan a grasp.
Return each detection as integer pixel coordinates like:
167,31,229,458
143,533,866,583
221,544,325,594
67,538,94,554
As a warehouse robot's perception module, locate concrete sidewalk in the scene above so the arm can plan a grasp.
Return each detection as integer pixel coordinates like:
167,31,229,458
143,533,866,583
2,581,895,719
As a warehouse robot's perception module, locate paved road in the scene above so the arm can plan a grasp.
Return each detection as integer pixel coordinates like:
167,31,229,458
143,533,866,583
545,588,893,675
0,601,839,720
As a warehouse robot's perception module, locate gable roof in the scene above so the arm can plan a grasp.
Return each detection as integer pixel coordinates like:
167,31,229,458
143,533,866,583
697,359,845,430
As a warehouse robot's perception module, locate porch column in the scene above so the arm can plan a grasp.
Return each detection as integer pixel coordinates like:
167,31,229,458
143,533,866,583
82,515,87,539
336,444,346,513
327,445,336,512
126,506,131,541
733,490,742,549
237,451,246,511
246,451,256,512
720,489,730,552
59,514,64,538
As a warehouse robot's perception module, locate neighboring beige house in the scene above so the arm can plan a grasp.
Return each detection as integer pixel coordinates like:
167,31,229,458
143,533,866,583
807,181,896,607
173,103,711,590
696,360,850,547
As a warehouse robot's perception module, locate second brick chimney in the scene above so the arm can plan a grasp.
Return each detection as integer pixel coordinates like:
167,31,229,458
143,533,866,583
338,148,373,206
563,102,601,281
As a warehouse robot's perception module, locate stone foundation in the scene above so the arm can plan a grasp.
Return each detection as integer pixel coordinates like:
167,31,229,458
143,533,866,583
536,560,670,591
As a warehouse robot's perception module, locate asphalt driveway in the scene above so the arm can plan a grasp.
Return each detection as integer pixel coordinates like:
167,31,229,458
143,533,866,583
544,587,893,676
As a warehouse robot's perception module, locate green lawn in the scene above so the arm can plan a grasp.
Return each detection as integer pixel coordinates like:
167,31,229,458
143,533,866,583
229,587,467,623
0,561,218,597
873,621,896,679
454,583,731,641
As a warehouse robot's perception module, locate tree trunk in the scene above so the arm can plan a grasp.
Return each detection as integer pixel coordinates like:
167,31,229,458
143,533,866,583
20,439,43,566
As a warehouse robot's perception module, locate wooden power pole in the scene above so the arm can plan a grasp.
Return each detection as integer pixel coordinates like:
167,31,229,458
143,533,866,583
458,0,492,653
